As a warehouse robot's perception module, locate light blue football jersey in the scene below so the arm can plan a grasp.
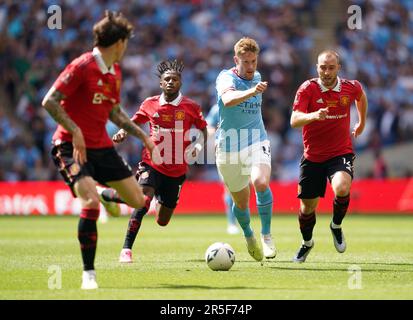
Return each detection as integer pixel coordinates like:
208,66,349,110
206,103,220,128
215,68,267,152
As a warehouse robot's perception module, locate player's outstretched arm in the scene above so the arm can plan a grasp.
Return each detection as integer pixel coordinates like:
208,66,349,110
42,87,87,164
109,104,161,163
290,108,329,128
222,81,268,107
352,90,368,138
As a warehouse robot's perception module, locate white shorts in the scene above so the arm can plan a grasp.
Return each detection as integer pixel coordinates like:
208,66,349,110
216,140,271,193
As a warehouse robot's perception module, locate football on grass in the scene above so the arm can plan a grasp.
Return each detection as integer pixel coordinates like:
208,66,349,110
205,242,235,271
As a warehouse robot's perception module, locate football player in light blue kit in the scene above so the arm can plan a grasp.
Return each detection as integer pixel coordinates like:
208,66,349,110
215,37,276,261
206,104,239,235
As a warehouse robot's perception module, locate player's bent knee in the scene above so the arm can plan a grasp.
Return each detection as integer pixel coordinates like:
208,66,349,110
131,196,145,210
233,201,249,211
84,196,101,210
156,218,170,227
253,180,269,192
156,206,174,226
300,202,318,214
125,191,145,209
334,185,351,197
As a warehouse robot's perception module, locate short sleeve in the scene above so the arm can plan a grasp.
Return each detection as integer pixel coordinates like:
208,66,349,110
353,80,363,101
216,72,236,97
53,62,84,97
131,101,150,124
193,104,208,130
292,81,311,113
205,104,219,127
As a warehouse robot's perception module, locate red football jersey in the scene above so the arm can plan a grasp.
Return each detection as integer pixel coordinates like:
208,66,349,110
293,77,363,162
131,93,207,177
52,48,121,148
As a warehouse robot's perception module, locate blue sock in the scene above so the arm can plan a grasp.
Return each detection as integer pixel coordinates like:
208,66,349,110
232,204,253,237
224,192,236,225
256,188,273,235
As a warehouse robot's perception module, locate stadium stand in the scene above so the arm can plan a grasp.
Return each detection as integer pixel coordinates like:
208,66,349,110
0,0,412,182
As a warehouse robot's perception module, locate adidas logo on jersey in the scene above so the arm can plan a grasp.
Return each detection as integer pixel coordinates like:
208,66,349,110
97,79,103,86
153,112,160,118
316,98,324,103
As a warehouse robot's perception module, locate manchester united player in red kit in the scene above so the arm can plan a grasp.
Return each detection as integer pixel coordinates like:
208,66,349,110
98,60,208,263
290,50,368,263
42,11,159,289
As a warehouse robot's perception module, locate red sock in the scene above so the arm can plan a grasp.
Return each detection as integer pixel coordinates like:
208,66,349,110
333,194,350,225
298,211,316,242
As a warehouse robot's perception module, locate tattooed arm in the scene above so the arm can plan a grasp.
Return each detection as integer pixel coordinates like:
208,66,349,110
42,87,87,164
109,104,161,163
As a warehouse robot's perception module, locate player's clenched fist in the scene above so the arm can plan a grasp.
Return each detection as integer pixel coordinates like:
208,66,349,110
254,81,268,94
112,129,128,143
314,107,329,121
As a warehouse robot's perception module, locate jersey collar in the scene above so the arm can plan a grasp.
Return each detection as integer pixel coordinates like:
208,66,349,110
232,67,252,81
317,76,341,92
92,47,116,75
159,92,183,106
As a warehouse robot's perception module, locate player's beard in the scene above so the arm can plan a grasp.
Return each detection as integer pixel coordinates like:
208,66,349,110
321,76,337,88
242,68,255,80
245,72,254,80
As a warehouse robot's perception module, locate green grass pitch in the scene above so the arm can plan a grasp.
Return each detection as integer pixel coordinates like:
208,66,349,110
0,214,412,300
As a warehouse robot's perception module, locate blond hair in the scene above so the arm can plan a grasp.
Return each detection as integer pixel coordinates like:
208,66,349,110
234,37,260,56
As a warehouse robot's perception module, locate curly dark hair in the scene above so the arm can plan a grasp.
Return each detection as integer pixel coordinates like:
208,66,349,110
156,59,184,78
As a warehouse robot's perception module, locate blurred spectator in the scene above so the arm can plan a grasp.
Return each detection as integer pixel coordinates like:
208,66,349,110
337,0,413,148
372,149,388,179
0,0,412,181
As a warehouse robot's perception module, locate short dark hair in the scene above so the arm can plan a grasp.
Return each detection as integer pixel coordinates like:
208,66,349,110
93,11,134,47
156,59,184,78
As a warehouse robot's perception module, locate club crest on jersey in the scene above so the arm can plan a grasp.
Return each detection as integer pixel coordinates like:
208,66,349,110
340,95,350,107
175,110,185,121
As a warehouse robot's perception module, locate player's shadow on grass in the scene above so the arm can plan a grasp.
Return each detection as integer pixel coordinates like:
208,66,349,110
104,284,304,291
153,284,302,291
185,259,412,270
312,261,413,267
272,259,413,267
159,284,254,290
267,266,412,273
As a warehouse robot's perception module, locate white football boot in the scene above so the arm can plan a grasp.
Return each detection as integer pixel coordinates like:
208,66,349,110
261,233,276,259
81,270,98,290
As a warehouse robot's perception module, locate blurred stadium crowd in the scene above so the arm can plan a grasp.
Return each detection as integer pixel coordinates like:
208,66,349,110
0,0,412,182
